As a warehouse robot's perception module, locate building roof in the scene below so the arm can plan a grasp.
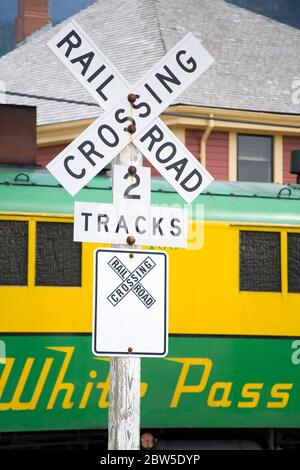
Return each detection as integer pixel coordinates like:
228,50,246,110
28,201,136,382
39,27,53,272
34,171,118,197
1,0,300,126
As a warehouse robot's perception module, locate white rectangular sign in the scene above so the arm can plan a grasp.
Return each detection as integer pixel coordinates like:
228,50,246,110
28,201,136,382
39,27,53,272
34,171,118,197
48,20,129,110
74,201,187,247
93,248,168,357
113,165,151,207
135,120,214,204
46,32,214,197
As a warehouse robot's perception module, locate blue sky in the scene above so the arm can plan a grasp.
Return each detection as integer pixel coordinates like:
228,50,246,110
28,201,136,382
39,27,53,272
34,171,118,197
0,0,95,24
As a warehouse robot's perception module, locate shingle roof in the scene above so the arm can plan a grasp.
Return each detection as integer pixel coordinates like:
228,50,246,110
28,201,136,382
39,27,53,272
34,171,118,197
1,0,300,125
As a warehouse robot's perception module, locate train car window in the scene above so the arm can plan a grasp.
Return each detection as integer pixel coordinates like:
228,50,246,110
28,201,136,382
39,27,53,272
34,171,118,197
0,220,28,285
288,233,300,293
35,222,81,286
237,135,273,182
239,231,281,292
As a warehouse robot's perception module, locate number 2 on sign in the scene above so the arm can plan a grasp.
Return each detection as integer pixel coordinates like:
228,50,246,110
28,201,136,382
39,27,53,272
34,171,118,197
123,173,141,200
113,165,151,207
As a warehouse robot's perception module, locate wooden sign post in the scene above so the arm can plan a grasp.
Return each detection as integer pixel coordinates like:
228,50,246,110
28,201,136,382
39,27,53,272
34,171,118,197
109,142,142,450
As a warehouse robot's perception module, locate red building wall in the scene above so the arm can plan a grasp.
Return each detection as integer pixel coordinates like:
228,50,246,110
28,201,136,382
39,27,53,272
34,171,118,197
185,129,202,160
185,129,229,180
37,144,67,167
143,157,160,177
283,136,300,184
39,131,299,185
38,130,230,180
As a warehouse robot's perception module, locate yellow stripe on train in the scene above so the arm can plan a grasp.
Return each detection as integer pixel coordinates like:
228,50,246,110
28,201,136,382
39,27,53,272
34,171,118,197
1,213,300,336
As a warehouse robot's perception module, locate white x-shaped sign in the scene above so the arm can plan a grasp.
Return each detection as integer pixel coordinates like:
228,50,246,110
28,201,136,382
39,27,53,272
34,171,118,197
47,21,214,203
107,255,156,309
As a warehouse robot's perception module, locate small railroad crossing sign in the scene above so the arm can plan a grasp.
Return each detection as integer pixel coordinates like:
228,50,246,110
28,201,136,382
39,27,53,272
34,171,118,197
93,249,168,357
107,254,156,309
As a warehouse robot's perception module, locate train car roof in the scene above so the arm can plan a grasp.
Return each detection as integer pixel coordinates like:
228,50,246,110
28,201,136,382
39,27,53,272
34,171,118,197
0,165,300,225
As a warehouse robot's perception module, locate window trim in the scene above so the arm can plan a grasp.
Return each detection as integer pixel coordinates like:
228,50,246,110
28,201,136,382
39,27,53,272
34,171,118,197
35,220,82,287
237,133,274,183
0,214,81,289
233,225,300,295
239,229,282,293
0,219,29,286
287,232,300,294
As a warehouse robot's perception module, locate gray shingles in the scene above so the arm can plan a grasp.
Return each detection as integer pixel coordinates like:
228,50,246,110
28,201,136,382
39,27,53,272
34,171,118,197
0,0,300,126
156,0,300,115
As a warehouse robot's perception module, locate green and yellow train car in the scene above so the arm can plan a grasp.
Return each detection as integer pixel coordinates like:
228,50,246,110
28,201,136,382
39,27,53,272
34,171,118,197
1,165,300,448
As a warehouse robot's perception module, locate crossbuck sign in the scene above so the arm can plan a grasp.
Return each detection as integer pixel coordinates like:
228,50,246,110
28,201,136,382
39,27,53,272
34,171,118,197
107,254,156,309
47,20,214,203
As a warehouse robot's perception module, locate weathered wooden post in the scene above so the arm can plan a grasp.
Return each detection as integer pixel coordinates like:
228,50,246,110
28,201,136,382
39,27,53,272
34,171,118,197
108,141,143,450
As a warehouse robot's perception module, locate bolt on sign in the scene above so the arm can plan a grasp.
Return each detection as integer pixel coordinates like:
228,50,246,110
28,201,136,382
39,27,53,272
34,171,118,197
46,20,215,357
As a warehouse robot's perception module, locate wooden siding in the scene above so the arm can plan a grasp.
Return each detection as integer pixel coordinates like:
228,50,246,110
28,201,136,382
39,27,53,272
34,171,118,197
38,131,299,185
36,144,66,167
185,129,229,180
143,157,160,177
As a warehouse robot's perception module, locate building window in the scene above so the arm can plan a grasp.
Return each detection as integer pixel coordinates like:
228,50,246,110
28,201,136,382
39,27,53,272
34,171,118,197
0,220,28,286
35,222,81,286
237,135,273,182
288,233,300,293
239,231,281,292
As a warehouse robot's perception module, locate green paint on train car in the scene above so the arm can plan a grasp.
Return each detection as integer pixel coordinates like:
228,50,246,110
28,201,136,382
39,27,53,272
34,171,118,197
0,335,299,432
0,166,300,225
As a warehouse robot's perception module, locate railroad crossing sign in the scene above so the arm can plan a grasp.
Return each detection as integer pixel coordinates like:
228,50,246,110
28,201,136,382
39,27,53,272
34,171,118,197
46,21,215,448
47,22,215,355
47,20,214,203
93,249,168,357
107,254,156,308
